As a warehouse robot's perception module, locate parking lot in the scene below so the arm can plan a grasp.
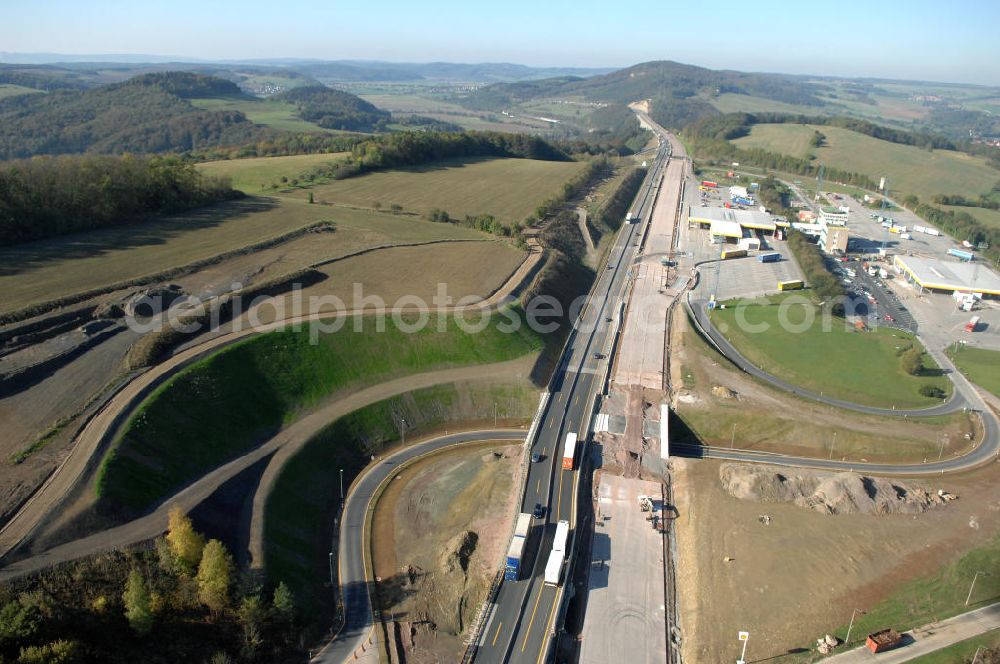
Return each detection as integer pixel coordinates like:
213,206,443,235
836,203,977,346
830,192,1000,349
835,258,917,332
682,182,805,302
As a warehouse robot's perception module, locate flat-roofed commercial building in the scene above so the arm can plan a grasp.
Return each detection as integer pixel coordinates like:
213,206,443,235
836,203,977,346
893,254,1000,297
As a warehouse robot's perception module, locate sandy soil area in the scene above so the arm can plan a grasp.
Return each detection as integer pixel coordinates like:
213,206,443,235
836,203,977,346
672,456,1000,663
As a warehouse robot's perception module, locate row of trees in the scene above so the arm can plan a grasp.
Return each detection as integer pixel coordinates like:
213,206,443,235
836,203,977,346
785,230,845,303
591,166,647,231
0,507,300,662
0,154,240,246
911,200,1000,266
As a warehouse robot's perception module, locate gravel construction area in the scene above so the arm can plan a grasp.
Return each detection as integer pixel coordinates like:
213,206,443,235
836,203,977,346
720,463,953,515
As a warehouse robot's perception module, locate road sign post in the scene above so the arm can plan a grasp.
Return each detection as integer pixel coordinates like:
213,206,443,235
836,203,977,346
737,630,749,664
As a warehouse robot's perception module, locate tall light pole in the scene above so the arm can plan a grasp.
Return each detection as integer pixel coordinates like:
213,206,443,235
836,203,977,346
400,418,407,447
966,571,987,607
939,434,948,462
328,551,334,587
845,608,865,645
339,469,344,503
973,646,985,664
730,423,737,449
829,431,838,460
494,401,498,427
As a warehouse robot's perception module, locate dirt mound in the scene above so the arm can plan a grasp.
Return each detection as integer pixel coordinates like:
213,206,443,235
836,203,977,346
720,463,947,515
712,385,738,400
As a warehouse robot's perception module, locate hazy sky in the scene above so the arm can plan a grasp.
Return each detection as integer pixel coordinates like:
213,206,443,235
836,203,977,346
4,0,999,85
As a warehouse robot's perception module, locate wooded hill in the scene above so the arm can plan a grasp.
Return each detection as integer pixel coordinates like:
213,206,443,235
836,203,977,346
454,60,823,125
0,72,392,159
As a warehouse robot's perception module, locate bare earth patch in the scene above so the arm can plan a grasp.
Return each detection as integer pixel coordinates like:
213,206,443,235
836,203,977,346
371,442,521,664
673,457,1000,663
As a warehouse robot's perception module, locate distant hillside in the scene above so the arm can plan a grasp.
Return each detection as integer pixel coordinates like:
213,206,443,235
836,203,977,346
455,60,825,129
274,86,390,131
0,72,267,159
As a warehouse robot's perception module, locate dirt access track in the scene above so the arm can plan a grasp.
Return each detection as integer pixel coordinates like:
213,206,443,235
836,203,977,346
0,355,536,581
0,241,543,566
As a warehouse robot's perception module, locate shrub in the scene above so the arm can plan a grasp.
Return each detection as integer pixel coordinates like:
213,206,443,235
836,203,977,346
919,384,946,399
901,348,924,376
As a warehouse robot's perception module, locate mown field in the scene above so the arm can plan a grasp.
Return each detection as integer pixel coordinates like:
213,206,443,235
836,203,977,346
941,204,1000,231
196,153,350,193
265,379,538,616
283,156,589,222
712,298,952,408
732,123,999,199
0,84,42,100
190,96,332,133
97,311,543,513
0,197,487,315
948,344,1000,398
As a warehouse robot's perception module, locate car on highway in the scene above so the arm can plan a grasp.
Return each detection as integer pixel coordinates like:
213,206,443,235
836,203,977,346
531,452,542,463
593,352,605,359
533,503,546,519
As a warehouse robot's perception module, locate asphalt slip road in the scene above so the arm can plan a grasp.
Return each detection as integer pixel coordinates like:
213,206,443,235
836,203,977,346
472,142,671,664
686,299,1000,474
314,429,527,664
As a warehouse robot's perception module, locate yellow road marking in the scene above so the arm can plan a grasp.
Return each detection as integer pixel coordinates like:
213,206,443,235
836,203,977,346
535,592,559,664
521,586,545,652
492,621,503,647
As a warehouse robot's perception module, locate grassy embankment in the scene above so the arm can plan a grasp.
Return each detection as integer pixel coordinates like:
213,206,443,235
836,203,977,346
949,344,1000,398
823,533,1000,653
676,313,973,462
264,380,538,621
732,123,998,199
96,312,543,515
710,295,952,409
908,628,1000,663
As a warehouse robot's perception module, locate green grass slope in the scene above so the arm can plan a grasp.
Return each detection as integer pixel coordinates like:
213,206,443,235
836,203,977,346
732,123,999,199
713,298,951,408
96,312,542,514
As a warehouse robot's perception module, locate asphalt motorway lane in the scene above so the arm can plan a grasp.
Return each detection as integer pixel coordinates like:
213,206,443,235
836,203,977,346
473,140,673,664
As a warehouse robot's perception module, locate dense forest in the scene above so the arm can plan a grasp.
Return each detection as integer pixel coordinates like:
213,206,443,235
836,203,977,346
274,86,390,131
0,73,268,159
0,154,238,245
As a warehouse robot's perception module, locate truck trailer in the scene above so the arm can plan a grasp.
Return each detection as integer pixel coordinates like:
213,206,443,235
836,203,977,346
720,249,747,260
552,520,570,554
543,549,563,586
758,252,781,263
562,432,578,470
504,512,533,580
966,316,981,333
777,280,803,291
949,248,975,261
